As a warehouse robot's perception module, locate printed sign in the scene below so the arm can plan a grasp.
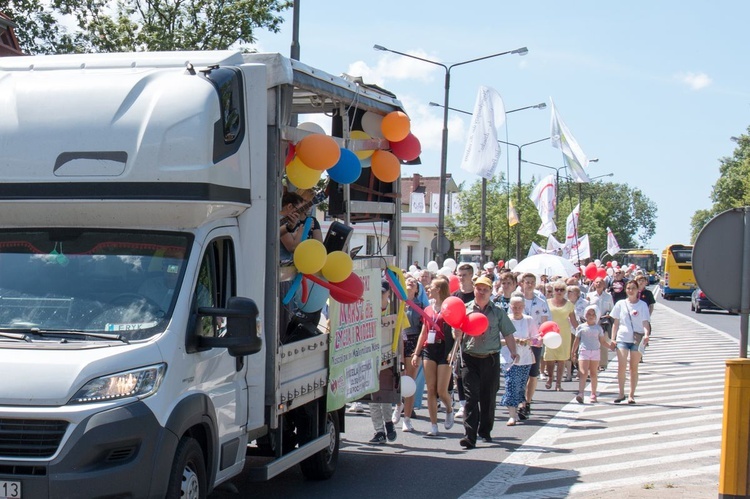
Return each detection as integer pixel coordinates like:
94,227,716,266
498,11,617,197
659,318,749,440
326,267,381,412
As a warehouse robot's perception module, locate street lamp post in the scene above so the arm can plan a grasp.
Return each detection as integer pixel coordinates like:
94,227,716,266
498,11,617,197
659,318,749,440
374,44,528,264
497,138,551,260
430,101,546,264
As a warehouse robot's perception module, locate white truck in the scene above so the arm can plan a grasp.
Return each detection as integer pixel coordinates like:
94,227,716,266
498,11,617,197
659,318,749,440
0,51,404,498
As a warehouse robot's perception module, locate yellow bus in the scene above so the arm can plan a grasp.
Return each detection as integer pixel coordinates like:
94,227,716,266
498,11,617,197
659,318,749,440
660,244,696,299
619,249,659,283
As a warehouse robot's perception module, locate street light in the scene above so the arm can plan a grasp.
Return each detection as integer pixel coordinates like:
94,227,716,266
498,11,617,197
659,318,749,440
497,137,551,260
429,101,547,264
374,43,528,264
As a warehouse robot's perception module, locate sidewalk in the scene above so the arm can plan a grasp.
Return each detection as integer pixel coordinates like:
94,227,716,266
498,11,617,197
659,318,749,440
460,303,737,498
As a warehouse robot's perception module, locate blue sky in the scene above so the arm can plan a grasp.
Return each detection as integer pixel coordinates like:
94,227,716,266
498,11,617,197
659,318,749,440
252,1,750,254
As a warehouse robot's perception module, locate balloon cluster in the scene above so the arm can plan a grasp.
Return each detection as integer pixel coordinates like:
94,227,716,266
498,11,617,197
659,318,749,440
359,111,422,182
286,234,365,312
538,321,563,349
440,296,489,336
584,262,608,280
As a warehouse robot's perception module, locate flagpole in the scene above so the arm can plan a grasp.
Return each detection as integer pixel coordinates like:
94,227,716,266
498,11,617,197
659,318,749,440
374,44,528,265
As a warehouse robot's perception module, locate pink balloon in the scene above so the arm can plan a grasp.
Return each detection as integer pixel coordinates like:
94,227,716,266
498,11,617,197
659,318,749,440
448,274,460,294
440,296,467,328
539,320,560,335
461,312,489,336
390,133,421,161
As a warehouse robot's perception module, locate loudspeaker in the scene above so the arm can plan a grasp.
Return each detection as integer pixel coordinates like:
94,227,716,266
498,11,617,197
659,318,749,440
324,221,353,253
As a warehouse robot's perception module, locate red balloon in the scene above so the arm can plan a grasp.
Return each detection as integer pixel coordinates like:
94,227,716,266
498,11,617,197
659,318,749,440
606,261,612,268
329,273,364,304
285,143,296,166
538,320,560,336
448,274,460,294
498,260,505,269
596,267,607,279
585,262,598,280
390,133,421,161
461,312,489,336
440,296,467,328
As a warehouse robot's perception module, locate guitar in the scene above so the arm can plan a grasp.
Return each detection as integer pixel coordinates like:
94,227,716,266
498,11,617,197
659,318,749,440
280,190,327,227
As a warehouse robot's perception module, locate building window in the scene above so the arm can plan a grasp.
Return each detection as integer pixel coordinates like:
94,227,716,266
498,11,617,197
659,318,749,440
406,246,414,267
366,235,376,255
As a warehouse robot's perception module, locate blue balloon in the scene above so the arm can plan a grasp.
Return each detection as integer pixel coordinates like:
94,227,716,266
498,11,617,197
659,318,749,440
327,148,362,184
294,277,330,313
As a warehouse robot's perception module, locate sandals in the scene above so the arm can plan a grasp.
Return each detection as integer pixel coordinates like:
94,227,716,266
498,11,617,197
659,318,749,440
545,381,552,390
590,394,598,403
628,397,636,404
614,395,626,404
575,394,584,404
555,385,563,392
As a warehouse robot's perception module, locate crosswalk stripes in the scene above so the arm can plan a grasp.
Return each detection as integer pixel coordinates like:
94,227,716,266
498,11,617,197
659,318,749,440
460,303,738,498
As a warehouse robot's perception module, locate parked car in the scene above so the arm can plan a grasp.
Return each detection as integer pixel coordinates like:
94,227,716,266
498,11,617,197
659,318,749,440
691,288,724,313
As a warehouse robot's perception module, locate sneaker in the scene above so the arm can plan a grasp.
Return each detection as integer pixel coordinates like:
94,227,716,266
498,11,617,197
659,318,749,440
454,406,465,419
426,424,439,436
444,410,455,430
348,402,365,413
391,404,402,424
385,422,397,442
590,394,598,403
506,418,516,427
402,418,414,432
368,432,386,445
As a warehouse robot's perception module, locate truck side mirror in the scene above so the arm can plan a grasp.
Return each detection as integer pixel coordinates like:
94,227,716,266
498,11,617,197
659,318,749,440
196,297,263,357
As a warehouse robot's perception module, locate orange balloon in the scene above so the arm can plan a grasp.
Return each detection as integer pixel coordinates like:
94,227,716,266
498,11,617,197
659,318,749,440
371,150,401,183
380,111,410,142
296,134,341,171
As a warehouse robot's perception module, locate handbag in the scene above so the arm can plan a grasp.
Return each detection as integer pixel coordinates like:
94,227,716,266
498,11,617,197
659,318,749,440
626,303,645,346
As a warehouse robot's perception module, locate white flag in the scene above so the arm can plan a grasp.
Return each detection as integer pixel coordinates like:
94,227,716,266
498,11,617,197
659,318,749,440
451,192,461,216
528,241,545,257
564,204,580,252
410,192,425,213
568,234,591,262
550,98,591,183
430,193,440,214
606,227,621,256
546,234,564,253
529,174,557,237
460,86,506,180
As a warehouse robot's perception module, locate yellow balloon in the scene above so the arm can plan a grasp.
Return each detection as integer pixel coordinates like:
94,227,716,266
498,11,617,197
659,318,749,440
321,251,353,283
350,130,374,160
286,156,321,189
293,239,328,275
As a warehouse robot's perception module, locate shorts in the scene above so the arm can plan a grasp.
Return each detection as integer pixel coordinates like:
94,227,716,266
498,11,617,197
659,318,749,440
422,341,449,365
617,342,639,351
404,335,419,357
577,349,599,361
529,346,543,377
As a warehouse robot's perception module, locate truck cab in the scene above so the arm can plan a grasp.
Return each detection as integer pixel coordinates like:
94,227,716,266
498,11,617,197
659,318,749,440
0,50,404,497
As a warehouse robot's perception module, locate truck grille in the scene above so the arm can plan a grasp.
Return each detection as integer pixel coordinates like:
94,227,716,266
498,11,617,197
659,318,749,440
0,419,68,458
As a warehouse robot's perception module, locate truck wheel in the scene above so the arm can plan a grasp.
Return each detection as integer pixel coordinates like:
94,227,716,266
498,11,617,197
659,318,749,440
300,411,339,481
166,437,207,499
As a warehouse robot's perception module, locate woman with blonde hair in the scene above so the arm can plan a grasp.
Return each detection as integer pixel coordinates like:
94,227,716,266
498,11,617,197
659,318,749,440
411,278,455,436
544,280,578,391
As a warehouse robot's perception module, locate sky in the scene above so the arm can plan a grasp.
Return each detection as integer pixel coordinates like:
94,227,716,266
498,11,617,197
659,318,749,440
251,0,750,254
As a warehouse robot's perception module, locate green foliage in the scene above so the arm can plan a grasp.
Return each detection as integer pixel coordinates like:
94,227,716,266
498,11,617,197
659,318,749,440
447,173,657,261
690,127,750,242
5,0,292,54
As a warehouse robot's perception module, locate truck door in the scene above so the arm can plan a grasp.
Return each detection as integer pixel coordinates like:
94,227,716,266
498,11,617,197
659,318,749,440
191,229,249,482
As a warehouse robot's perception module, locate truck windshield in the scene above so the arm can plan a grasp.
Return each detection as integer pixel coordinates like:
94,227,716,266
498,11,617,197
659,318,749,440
0,229,191,341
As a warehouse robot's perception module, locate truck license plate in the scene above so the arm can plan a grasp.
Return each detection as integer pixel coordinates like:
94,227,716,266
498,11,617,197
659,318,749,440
0,481,20,498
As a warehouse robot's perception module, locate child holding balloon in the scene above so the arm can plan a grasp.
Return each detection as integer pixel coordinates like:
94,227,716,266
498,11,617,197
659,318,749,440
571,305,616,403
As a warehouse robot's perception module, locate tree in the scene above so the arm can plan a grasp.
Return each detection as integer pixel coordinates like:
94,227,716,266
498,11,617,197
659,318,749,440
448,175,657,261
5,0,292,54
690,128,750,241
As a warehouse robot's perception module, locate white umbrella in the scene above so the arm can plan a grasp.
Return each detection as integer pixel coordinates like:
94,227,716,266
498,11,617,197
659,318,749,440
512,253,580,278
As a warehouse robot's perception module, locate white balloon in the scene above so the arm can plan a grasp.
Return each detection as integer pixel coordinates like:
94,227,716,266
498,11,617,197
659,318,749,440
612,260,618,267
401,375,416,398
438,266,452,276
444,258,457,271
606,268,614,276
507,258,518,270
297,121,326,135
426,261,439,272
543,331,562,349
359,155,372,169
409,265,418,273
594,259,601,266
361,111,384,138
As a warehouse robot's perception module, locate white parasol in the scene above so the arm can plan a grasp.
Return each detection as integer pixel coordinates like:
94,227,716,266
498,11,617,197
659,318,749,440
512,253,580,278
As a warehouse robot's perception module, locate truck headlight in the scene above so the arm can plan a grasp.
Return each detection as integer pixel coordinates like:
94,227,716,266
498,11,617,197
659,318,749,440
69,364,166,404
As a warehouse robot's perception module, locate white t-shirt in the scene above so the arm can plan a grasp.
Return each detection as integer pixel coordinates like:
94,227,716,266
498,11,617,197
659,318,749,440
505,314,539,366
611,299,650,343
524,295,549,326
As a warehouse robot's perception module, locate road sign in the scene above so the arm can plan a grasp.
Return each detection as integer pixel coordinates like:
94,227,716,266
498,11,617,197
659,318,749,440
693,208,744,311
430,235,451,255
